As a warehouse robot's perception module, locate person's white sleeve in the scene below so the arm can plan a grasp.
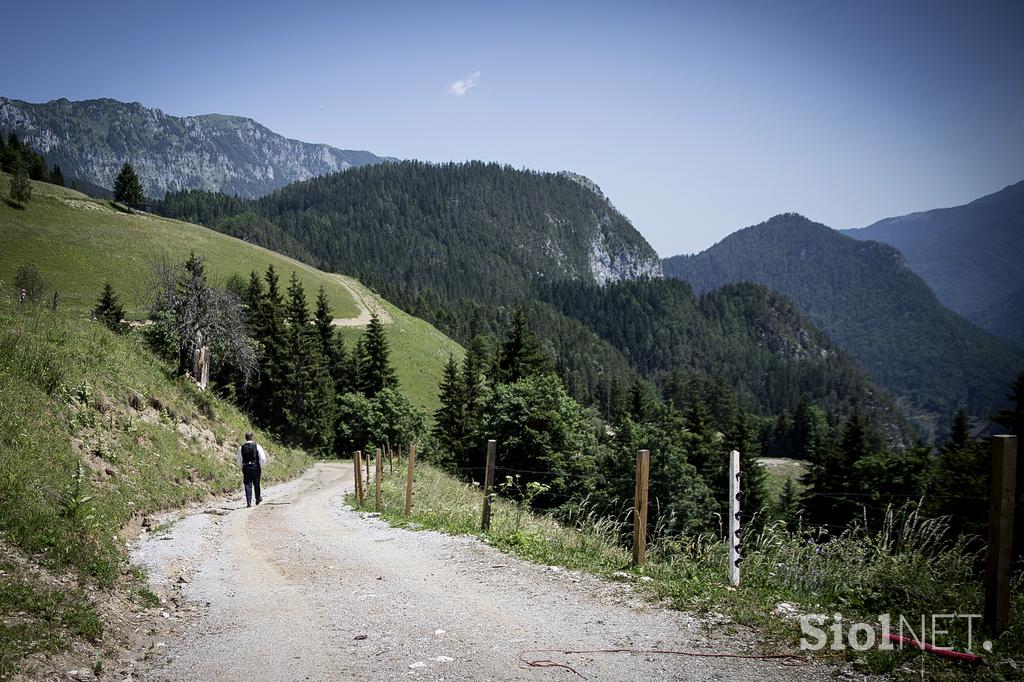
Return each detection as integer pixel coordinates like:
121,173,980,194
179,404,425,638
235,447,243,468
258,444,268,465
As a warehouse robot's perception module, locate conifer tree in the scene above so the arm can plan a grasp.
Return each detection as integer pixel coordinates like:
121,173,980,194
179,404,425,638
802,412,872,526
627,379,649,422
433,355,467,466
93,282,125,333
493,308,551,384
950,407,971,447
282,274,335,451
777,478,801,530
48,164,64,187
1,132,20,173
9,156,31,205
461,335,487,427
250,265,286,427
727,408,770,525
359,313,397,396
113,162,145,208
243,271,264,324
994,372,1024,436
314,286,334,358
28,154,46,181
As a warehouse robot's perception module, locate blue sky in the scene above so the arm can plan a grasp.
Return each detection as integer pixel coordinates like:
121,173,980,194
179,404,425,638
4,0,1022,255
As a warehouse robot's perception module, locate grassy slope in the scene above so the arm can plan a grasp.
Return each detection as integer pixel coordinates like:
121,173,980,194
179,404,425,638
0,302,312,677
0,174,359,318
335,290,464,415
0,175,463,415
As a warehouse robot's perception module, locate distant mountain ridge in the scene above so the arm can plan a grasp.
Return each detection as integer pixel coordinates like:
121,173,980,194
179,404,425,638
663,213,1023,434
0,96,394,199
843,180,1024,346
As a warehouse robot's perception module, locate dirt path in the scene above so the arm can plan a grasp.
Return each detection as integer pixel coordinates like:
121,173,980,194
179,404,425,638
330,275,393,327
131,463,827,681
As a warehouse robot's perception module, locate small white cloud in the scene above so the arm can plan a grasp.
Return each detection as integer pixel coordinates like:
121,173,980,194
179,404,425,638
448,70,481,96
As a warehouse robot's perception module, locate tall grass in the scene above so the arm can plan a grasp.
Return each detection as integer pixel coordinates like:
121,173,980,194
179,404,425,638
354,460,629,571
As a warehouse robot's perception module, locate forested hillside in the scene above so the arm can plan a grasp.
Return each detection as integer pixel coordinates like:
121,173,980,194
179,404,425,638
663,213,1023,433
845,180,1024,346
540,278,908,440
153,165,905,439
155,161,663,302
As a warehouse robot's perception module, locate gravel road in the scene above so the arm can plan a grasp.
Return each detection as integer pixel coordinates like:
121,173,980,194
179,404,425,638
130,463,829,681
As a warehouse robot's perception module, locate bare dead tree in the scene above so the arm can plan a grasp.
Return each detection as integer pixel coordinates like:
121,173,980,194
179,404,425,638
149,253,258,385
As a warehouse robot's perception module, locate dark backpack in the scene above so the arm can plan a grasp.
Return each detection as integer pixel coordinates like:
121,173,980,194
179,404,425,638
241,441,259,465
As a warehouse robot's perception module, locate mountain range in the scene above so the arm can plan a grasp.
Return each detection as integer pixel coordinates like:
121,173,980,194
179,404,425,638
844,180,1024,347
5,94,1017,440
0,96,393,199
663,213,1023,435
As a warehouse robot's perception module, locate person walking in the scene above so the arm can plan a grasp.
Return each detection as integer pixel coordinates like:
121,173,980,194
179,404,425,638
236,432,268,507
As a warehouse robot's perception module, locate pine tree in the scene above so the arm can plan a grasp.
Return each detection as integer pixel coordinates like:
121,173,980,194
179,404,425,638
433,355,467,467
28,154,46,181
950,407,971,447
312,286,354,394
493,308,552,384
113,162,145,208
243,271,264,324
802,412,872,527
627,379,649,422
461,335,487,428
285,273,310,327
777,478,801,530
994,372,1024,436
9,156,31,205
1,132,20,173
359,313,397,396
250,265,286,429
48,164,65,187
313,286,334,358
92,282,125,333
728,408,770,525
281,274,335,451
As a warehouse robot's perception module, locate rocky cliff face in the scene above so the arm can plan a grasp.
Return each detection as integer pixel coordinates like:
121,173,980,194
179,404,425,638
589,230,663,284
0,97,393,198
558,171,662,283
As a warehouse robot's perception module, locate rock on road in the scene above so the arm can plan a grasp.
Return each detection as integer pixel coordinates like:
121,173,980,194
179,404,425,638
131,463,826,681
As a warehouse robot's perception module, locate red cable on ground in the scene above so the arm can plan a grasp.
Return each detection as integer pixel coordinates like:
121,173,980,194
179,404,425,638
885,634,985,664
518,647,812,680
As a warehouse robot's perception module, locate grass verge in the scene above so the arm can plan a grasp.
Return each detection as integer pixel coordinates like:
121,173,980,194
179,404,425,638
352,459,1023,680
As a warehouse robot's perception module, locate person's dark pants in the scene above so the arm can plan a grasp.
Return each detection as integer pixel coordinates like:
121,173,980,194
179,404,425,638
243,464,262,506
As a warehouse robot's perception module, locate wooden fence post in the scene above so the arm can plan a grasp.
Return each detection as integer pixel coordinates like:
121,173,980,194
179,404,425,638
481,440,497,531
354,451,364,503
375,448,383,512
404,444,417,517
728,449,741,588
986,435,1017,634
633,449,650,566
364,452,370,492
389,445,394,474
